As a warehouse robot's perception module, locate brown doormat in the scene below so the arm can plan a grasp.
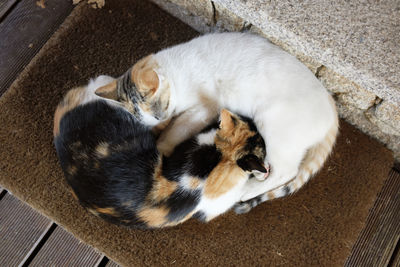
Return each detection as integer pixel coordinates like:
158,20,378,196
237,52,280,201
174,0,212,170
0,1,393,266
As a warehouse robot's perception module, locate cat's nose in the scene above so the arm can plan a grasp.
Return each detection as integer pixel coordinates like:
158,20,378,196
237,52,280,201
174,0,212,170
264,164,270,179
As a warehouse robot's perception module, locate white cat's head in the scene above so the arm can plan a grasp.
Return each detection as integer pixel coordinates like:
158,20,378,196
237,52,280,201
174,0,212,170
94,55,172,126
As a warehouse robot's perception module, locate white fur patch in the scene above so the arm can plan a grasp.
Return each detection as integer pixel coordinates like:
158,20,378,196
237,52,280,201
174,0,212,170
196,129,217,145
180,174,204,190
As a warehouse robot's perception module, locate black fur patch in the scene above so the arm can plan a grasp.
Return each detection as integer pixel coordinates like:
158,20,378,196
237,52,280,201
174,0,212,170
244,134,266,157
282,185,291,196
193,211,207,222
188,145,221,179
166,189,201,222
163,137,221,181
162,139,198,181
237,114,258,132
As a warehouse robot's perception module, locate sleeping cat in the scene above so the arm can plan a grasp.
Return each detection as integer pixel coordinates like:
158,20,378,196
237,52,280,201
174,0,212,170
53,76,268,228
94,32,339,210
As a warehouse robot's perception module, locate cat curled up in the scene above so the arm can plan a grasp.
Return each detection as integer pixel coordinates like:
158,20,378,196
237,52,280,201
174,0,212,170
53,76,269,228
95,32,339,212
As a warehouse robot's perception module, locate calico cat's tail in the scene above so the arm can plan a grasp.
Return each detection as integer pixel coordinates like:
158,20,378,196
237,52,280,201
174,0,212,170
263,96,339,201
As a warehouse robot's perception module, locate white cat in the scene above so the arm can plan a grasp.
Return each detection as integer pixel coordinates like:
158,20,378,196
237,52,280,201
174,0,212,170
95,32,339,210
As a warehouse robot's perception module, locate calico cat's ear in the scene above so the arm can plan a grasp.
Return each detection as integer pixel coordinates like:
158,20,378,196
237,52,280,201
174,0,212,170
237,154,268,174
132,68,159,97
131,55,160,98
95,80,118,101
219,109,236,132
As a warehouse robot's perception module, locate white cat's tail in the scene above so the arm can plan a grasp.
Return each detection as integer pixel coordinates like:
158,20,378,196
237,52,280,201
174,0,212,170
261,97,339,201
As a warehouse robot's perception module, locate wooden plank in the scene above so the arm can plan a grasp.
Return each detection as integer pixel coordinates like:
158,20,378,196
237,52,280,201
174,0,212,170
106,260,121,267
0,0,74,97
0,185,5,199
29,226,103,266
0,0,18,20
345,169,400,266
0,193,53,266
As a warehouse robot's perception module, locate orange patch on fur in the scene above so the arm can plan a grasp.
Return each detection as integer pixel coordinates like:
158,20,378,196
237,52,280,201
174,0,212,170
138,206,169,227
95,142,110,158
267,192,275,200
53,87,86,137
96,207,119,216
149,162,177,202
215,110,256,161
204,161,245,199
203,109,260,199
188,177,202,189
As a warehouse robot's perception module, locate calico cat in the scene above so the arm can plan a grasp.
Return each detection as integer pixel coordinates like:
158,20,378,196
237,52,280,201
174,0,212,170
53,76,268,228
94,32,339,210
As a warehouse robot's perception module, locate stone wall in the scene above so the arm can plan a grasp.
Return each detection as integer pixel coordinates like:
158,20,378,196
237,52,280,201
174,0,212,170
149,0,399,161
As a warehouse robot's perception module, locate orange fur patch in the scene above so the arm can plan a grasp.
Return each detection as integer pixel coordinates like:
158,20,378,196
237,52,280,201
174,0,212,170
188,177,202,189
215,110,256,161
95,142,110,158
96,207,119,216
204,109,260,199
149,163,178,202
267,192,275,200
138,206,169,227
53,87,87,137
204,161,245,199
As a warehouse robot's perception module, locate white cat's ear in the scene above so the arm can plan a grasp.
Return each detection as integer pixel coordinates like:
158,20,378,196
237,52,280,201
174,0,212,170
95,80,118,101
219,109,236,132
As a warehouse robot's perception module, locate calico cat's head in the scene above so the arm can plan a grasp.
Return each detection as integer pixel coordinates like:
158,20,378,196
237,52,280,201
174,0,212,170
94,55,171,127
216,109,269,180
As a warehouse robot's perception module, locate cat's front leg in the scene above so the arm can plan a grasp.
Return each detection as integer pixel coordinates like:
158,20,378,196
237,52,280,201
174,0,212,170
157,105,218,156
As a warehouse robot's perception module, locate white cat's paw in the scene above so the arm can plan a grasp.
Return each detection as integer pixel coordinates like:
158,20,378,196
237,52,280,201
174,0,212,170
157,141,175,156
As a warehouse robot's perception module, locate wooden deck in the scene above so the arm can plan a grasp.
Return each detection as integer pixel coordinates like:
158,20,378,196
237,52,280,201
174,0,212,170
0,0,119,266
0,187,119,267
0,0,399,266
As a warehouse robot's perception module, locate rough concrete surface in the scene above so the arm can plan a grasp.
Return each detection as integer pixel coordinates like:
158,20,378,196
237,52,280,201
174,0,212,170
214,0,400,106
